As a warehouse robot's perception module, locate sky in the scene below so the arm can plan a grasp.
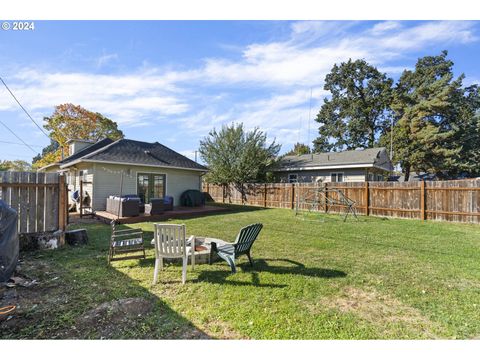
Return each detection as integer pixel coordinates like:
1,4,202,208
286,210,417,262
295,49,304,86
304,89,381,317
0,20,479,163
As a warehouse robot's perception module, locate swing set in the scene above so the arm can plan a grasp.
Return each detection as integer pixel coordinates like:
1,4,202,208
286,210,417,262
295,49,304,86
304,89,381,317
295,185,358,222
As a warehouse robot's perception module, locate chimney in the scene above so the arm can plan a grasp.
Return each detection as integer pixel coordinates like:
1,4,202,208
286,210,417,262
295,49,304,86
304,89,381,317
67,139,95,156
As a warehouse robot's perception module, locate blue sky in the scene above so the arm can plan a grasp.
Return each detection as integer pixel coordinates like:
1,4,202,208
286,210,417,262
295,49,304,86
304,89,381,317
0,20,479,163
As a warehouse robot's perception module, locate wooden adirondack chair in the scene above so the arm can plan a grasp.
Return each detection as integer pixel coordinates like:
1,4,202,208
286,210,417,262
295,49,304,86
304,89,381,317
108,221,145,263
209,223,263,273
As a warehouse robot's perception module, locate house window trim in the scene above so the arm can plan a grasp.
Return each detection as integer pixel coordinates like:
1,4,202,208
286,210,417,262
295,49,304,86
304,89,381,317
330,172,344,183
288,173,298,183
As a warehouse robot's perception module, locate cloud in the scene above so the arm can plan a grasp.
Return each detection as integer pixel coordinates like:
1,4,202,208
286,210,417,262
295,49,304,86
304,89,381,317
0,20,478,156
0,68,190,126
96,52,118,68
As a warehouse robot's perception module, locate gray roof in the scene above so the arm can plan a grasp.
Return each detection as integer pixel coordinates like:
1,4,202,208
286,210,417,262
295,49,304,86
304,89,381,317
59,138,114,164
274,147,392,171
60,138,207,171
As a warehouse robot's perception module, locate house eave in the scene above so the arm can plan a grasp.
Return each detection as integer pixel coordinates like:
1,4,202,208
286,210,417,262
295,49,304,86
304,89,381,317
272,163,376,172
37,163,61,172
59,159,208,172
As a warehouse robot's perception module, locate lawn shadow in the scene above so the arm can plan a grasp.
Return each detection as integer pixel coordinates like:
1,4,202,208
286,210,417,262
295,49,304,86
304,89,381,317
205,202,269,214
195,258,346,288
1,226,212,339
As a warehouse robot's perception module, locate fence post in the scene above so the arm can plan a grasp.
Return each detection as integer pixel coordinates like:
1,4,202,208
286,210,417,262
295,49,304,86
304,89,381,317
79,180,83,218
263,183,267,207
420,180,426,221
58,174,66,246
291,183,295,209
364,181,369,216
324,183,328,213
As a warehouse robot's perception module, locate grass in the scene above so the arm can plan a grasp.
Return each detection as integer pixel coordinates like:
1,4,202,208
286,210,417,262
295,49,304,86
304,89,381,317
2,204,480,339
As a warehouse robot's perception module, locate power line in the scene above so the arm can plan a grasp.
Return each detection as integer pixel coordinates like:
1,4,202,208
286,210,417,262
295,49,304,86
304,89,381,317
0,119,38,153
0,76,50,139
0,139,43,148
307,87,313,155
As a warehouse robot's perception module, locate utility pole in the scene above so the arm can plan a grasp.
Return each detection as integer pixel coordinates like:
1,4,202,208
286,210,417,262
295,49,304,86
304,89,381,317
390,117,394,161
195,150,198,162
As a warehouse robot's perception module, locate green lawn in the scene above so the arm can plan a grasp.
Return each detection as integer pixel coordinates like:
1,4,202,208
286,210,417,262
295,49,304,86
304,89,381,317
2,204,480,339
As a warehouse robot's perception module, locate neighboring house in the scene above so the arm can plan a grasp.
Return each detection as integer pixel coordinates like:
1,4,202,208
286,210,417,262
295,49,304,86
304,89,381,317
388,172,438,182
272,147,393,183
39,138,208,211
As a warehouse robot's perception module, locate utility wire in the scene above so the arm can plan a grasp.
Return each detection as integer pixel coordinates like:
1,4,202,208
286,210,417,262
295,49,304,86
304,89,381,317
0,76,50,139
0,139,43,147
0,119,38,153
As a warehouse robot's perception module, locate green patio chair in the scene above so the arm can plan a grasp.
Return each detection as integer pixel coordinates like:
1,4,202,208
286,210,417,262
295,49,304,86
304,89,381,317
209,223,263,273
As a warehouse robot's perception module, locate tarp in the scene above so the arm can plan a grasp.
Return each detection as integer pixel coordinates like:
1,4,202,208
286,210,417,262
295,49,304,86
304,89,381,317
0,200,18,283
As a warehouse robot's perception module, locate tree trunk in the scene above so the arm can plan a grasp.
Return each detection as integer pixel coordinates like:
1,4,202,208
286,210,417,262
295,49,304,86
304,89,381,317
404,164,411,182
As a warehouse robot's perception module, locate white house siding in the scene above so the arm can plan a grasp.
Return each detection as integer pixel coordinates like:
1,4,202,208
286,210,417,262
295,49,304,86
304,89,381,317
64,163,94,207
91,163,203,211
275,168,386,183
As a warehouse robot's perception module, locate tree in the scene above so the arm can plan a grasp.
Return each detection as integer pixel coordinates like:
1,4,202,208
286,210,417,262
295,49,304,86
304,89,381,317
379,51,478,180
284,142,311,156
199,123,281,201
0,160,32,171
313,59,393,152
33,104,124,168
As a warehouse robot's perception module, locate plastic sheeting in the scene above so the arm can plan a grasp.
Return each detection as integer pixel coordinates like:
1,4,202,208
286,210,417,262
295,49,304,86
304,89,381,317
0,200,18,283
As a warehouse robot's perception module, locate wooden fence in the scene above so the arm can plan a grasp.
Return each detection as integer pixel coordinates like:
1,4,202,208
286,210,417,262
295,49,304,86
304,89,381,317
0,171,68,235
203,179,480,224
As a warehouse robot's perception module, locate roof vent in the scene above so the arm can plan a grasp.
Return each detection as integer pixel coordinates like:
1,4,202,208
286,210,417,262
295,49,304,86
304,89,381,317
144,150,151,155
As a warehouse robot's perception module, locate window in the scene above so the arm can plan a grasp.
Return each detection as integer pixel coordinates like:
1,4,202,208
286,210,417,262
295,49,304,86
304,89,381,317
331,172,344,182
79,170,88,181
137,173,166,203
288,174,298,183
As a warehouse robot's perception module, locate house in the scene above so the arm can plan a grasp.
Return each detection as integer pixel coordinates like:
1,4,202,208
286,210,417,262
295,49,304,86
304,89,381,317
388,172,438,182
39,138,208,211
272,147,393,183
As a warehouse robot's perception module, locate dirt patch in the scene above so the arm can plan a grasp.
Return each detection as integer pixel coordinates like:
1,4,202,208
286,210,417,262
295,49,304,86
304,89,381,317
447,278,480,291
320,287,441,338
73,297,154,338
204,319,245,339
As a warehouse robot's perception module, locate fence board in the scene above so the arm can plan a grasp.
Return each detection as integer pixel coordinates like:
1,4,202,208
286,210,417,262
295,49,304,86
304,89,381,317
203,179,480,224
44,173,58,231
28,172,37,232
0,171,65,235
36,172,45,232
19,172,29,233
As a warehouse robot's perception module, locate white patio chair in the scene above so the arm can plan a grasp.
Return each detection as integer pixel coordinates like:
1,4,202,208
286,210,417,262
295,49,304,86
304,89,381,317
152,223,195,285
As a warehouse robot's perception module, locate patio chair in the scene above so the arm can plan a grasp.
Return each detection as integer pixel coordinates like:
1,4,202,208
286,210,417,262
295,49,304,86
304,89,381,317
108,221,145,263
209,223,263,273
152,224,195,285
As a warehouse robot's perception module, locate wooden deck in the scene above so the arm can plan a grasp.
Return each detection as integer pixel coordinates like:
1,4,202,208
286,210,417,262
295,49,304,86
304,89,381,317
94,205,229,224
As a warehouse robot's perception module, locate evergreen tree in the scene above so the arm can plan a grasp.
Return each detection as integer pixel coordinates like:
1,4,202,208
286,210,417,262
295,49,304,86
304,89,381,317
380,51,478,180
284,143,311,156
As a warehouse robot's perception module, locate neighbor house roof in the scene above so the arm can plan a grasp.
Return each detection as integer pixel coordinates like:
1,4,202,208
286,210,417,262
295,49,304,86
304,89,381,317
273,147,392,172
58,138,208,172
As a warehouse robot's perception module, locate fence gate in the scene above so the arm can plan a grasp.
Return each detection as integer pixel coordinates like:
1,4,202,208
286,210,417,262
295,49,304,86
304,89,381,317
0,171,68,234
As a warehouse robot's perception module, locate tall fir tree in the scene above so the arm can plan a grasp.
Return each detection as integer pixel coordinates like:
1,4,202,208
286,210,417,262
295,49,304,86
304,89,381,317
380,51,479,180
